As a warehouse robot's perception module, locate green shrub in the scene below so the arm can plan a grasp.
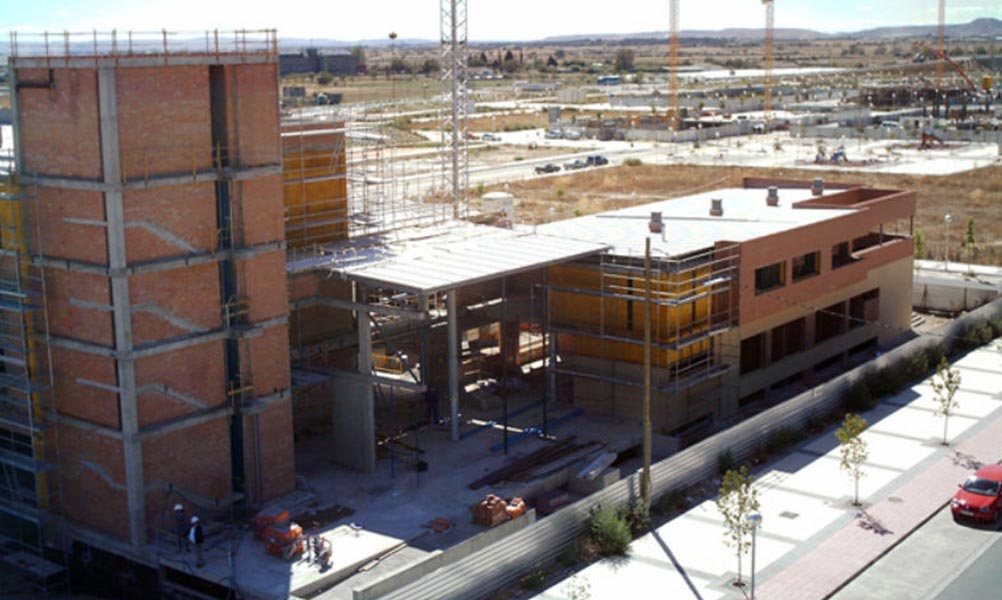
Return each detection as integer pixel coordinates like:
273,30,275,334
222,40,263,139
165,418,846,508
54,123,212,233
653,488,688,516
588,505,631,556
869,361,907,398
716,449,737,476
519,563,548,590
988,317,1002,338
763,427,803,455
907,349,930,380
623,158,643,167
964,321,994,349
620,500,650,536
927,343,947,367
846,379,875,412
315,71,334,85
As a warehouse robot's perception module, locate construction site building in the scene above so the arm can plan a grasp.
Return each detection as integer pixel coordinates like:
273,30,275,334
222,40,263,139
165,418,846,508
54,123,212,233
4,31,295,565
1,29,917,598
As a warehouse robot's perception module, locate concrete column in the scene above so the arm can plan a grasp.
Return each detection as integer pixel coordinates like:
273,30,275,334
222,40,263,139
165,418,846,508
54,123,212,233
447,289,459,441
98,67,145,548
356,308,376,471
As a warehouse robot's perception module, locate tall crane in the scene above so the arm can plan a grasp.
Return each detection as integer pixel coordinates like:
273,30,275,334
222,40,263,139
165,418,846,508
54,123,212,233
669,0,680,130
440,0,469,221
936,0,945,84
762,0,775,120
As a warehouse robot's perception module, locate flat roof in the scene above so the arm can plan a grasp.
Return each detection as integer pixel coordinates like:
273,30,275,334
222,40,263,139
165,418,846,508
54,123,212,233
535,187,856,259
325,225,609,294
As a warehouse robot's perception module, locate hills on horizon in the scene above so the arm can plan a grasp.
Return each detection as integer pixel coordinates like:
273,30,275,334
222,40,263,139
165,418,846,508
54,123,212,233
276,17,1002,49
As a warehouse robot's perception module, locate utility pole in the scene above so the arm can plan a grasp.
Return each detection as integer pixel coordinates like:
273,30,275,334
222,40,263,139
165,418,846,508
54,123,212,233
642,237,652,509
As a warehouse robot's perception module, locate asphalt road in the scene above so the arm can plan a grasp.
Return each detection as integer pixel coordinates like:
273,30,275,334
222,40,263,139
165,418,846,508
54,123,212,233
934,532,1002,599
833,504,1002,600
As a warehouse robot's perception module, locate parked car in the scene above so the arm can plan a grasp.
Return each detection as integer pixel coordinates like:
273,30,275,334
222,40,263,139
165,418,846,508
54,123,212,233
586,155,609,167
482,133,500,141
563,159,587,170
951,465,1002,524
534,163,561,174
880,121,903,130
563,130,582,140
545,129,563,139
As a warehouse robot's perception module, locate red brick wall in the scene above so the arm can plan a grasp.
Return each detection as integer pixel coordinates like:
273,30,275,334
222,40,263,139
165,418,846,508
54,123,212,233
57,427,129,539
33,187,108,263
123,184,219,263
45,270,112,344
17,67,102,178
115,66,213,177
135,342,228,428
129,265,221,346
235,176,285,244
142,419,233,521
51,348,119,428
228,64,280,168
241,251,288,322
243,402,295,503
244,326,291,396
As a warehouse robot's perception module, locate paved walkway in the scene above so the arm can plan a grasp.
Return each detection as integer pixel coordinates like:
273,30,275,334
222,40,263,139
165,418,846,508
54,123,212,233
537,345,1002,600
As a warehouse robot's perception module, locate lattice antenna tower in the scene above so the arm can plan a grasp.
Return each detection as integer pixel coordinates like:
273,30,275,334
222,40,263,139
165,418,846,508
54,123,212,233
936,0,945,84
669,0,680,130
762,0,775,120
441,0,469,220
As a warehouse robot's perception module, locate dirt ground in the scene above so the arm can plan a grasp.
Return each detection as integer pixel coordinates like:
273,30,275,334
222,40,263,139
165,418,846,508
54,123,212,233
494,163,1002,265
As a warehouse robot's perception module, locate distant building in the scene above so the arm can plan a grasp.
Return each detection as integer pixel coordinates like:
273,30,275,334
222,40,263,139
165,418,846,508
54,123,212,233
280,48,359,76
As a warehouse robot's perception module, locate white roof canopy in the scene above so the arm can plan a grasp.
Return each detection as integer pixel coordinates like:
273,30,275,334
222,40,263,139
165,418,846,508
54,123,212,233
333,230,608,294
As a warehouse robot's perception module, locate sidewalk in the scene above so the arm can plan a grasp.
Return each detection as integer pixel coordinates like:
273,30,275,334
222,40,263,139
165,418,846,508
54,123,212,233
537,344,1002,600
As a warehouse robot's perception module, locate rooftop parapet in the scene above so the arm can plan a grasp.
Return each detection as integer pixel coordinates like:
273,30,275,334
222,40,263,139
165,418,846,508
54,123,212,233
8,29,277,67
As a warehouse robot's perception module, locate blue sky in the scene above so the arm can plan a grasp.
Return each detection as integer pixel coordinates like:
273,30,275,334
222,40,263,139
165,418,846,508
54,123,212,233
2,1,999,41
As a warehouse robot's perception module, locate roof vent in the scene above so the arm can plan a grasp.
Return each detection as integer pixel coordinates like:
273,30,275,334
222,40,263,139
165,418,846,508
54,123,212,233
811,177,824,197
709,198,723,217
649,211,663,234
767,186,779,206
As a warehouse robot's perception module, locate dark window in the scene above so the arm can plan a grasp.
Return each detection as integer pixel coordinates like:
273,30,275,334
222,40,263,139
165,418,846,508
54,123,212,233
815,301,847,343
848,289,879,329
772,317,806,362
831,242,852,269
754,262,785,293
792,251,820,281
740,333,766,374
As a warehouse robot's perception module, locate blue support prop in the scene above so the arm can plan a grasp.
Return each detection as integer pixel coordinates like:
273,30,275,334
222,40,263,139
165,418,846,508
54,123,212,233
459,399,543,440
489,408,584,452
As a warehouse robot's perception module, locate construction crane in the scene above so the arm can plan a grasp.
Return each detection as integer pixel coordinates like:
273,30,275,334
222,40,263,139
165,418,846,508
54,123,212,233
914,41,979,92
762,0,775,120
668,0,680,130
937,0,945,84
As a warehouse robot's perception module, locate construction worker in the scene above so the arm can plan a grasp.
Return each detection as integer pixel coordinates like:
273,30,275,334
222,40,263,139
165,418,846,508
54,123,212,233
188,515,205,567
173,504,188,553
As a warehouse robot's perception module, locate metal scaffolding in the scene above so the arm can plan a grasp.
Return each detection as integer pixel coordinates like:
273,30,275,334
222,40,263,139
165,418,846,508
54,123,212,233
0,175,63,575
547,244,740,420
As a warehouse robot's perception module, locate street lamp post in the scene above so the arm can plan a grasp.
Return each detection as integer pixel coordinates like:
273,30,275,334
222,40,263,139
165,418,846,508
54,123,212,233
944,213,953,271
747,512,763,600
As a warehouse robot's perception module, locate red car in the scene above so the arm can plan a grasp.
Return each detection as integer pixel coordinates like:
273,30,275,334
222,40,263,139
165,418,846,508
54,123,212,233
951,464,1002,524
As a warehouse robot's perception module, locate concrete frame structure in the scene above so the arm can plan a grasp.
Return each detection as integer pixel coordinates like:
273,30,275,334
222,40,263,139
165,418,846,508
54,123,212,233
2,29,917,600
4,31,295,559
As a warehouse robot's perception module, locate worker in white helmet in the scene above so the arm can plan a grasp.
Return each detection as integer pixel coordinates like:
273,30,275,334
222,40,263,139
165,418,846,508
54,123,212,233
188,515,205,567
173,504,188,553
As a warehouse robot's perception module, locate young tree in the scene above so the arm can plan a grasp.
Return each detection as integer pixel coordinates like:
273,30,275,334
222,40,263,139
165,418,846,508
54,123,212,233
836,413,869,506
349,45,366,67
716,465,760,586
930,357,961,445
961,218,977,261
614,48,636,72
